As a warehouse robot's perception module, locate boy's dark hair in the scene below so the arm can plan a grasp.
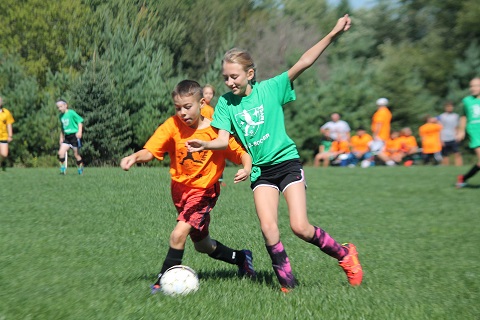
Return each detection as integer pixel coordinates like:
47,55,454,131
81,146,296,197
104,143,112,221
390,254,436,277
172,80,203,100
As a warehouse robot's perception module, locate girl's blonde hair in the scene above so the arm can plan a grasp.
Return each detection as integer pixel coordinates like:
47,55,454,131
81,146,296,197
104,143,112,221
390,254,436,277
223,48,257,84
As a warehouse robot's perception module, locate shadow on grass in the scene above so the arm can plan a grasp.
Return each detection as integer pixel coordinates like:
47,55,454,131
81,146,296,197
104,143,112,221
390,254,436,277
464,184,480,189
132,269,279,289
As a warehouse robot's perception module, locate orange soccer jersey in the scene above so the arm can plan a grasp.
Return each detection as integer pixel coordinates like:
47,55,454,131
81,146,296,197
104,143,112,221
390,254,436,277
201,104,215,120
331,140,350,153
384,137,401,156
419,123,442,154
397,136,418,153
371,107,392,141
350,134,373,153
144,116,245,188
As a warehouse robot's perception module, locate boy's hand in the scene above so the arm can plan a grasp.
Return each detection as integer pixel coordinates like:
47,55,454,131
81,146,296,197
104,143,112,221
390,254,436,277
330,14,351,37
186,139,206,152
120,156,136,171
233,168,250,183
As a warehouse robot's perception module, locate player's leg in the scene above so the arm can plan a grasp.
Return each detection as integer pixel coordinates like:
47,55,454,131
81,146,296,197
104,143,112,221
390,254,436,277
58,143,70,174
73,147,84,175
254,186,297,289
0,142,8,171
194,236,255,277
283,175,362,286
151,220,191,292
457,147,480,187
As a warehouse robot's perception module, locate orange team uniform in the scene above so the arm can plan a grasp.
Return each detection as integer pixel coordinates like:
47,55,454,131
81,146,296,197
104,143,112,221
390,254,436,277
419,123,443,154
144,116,245,188
201,104,215,120
397,135,418,153
371,107,392,141
330,140,350,154
350,134,373,153
0,108,15,140
384,137,401,156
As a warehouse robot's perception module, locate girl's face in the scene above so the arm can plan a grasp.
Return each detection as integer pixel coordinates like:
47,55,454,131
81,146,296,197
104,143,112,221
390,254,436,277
203,87,214,104
56,102,68,113
174,94,205,128
469,78,480,97
222,62,254,96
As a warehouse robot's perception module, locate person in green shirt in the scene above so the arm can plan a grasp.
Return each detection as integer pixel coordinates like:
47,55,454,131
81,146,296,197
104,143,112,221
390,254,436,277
186,14,362,292
456,77,480,187
56,99,84,175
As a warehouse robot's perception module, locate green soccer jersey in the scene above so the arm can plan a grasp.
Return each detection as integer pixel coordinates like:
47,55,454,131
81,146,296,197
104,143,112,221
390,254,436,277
462,95,480,148
59,109,83,135
212,71,299,175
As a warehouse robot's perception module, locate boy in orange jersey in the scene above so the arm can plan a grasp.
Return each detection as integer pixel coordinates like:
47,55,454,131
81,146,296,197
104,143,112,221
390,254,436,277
376,131,402,165
349,127,373,166
371,98,392,142
330,137,351,166
397,127,419,165
419,116,443,165
201,84,215,120
120,80,256,294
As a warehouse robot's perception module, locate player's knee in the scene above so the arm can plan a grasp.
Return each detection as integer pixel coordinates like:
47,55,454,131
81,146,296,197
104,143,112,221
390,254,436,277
76,159,83,165
290,222,310,240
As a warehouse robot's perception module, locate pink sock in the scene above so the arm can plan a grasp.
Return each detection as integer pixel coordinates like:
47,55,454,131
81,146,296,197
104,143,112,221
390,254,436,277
309,226,347,260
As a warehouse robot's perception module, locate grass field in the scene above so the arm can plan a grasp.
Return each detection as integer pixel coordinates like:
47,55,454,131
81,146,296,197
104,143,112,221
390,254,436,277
1,166,479,320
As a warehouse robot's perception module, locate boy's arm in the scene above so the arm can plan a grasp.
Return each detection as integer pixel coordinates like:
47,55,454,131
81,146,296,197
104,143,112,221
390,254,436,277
456,116,467,141
120,149,154,171
186,129,230,151
233,152,252,184
288,14,351,82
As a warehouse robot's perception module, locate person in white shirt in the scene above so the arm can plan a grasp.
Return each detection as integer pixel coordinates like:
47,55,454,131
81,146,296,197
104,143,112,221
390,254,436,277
320,112,351,141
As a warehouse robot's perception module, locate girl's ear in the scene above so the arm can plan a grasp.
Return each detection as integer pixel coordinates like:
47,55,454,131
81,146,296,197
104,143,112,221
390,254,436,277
247,68,255,81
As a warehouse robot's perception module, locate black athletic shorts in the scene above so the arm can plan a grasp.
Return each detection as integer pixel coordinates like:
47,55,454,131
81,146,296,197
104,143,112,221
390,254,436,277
441,140,459,156
251,159,306,193
63,134,81,148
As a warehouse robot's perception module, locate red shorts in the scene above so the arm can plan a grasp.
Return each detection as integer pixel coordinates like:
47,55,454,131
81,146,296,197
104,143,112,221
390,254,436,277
171,181,220,242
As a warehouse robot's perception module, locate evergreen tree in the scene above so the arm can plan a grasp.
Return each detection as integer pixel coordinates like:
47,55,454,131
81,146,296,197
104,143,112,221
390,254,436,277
70,61,132,166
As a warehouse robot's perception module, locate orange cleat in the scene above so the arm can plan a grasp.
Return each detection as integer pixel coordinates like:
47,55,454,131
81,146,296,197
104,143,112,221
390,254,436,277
339,243,363,286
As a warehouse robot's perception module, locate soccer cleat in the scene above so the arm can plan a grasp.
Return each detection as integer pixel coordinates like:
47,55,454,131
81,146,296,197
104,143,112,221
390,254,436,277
456,175,466,188
60,165,66,175
238,249,256,278
338,243,363,286
150,284,161,295
78,166,84,175
280,287,291,294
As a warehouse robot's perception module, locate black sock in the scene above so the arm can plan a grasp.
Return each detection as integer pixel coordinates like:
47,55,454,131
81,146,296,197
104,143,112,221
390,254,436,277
208,240,244,266
464,164,480,181
155,247,184,285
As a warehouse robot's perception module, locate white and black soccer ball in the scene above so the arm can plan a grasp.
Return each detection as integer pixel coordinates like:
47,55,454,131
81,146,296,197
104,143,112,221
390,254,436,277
160,265,199,296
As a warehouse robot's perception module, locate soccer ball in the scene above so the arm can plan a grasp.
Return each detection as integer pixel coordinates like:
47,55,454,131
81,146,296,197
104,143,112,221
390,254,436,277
160,265,199,296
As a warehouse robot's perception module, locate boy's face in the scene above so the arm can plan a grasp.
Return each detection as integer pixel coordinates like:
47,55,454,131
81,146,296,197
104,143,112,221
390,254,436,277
222,62,254,96
56,102,67,113
203,87,214,104
469,78,480,97
444,104,454,113
174,94,205,128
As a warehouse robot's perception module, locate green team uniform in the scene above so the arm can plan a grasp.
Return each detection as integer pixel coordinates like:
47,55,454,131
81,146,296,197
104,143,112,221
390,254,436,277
212,72,299,181
59,109,83,135
462,95,480,148
320,138,333,152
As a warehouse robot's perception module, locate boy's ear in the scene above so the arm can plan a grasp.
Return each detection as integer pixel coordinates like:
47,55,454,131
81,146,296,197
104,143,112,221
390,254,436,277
200,97,206,108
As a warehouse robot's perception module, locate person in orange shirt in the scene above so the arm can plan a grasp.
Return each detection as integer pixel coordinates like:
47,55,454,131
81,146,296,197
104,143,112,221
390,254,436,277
330,137,351,166
0,96,14,172
376,131,401,165
201,84,215,120
120,80,256,294
397,127,419,165
371,98,392,142
349,127,373,166
419,116,443,165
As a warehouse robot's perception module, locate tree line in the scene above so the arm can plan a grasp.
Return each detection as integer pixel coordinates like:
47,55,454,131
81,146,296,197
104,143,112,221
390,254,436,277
0,0,479,167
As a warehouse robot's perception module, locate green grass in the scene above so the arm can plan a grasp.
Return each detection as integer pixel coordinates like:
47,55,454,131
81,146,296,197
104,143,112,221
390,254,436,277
1,166,479,320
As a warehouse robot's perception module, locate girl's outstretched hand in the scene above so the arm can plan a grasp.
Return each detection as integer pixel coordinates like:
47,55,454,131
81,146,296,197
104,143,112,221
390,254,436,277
331,14,352,37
